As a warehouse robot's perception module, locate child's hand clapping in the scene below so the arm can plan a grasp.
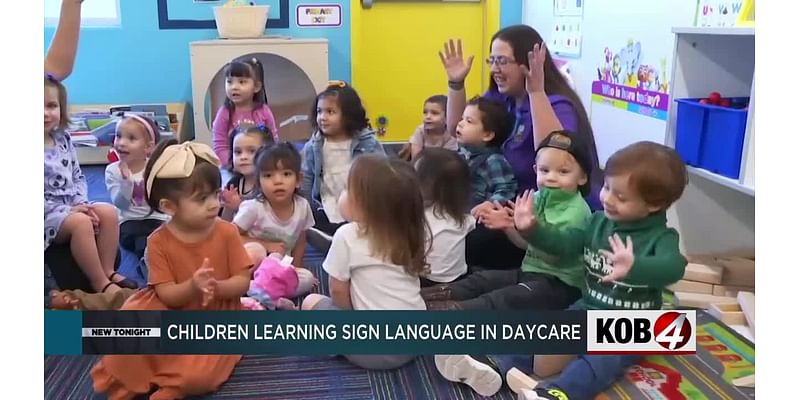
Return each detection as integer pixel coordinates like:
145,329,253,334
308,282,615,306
470,201,495,220
478,201,515,230
221,186,242,210
513,190,537,232
119,159,131,180
599,234,635,283
193,258,216,306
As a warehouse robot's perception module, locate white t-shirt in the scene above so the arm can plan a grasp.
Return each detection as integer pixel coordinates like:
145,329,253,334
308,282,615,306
105,162,169,224
320,138,353,223
323,223,426,311
424,209,476,283
233,196,315,252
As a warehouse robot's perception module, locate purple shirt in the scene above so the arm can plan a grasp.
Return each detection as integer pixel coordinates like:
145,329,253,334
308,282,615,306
483,90,579,192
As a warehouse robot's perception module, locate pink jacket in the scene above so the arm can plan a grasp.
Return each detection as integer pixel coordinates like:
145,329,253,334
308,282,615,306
212,104,279,164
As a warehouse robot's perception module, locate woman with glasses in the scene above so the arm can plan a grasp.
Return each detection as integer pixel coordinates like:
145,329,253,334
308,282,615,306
439,24,602,270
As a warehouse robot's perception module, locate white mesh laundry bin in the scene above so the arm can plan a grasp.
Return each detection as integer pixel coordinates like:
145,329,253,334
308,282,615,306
213,5,270,39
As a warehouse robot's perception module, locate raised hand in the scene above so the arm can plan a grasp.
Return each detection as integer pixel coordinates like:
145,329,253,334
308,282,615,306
438,38,474,83
513,190,537,231
221,186,242,210
520,42,548,94
599,234,635,283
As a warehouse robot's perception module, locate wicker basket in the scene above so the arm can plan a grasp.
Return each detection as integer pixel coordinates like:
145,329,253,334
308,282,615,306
213,5,270,39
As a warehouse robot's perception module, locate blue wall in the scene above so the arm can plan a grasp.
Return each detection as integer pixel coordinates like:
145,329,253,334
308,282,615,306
46,0,521,105
44,0,351,104
500,0,523,27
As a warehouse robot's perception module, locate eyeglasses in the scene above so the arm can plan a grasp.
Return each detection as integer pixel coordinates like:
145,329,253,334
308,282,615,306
485,56,515,66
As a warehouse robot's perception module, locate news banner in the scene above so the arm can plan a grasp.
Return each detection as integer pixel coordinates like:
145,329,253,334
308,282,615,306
45,310,696,355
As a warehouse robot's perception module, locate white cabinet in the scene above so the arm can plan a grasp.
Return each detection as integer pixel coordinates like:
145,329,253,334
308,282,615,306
190,38,329,146
664,27,754,255
665,27,755,196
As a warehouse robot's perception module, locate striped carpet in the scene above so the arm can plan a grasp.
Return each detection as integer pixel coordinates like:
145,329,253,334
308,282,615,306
44,246,516,400
47,166,516,399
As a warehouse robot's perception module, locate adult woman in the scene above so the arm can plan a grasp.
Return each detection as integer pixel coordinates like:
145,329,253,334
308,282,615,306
440,24,602,269
45,0,84,80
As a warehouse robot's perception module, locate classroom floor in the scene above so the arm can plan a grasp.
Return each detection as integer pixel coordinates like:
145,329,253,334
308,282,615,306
43,166,755,400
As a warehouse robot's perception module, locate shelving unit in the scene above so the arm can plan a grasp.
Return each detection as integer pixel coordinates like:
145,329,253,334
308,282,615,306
665,27,755,196
665,27,755,255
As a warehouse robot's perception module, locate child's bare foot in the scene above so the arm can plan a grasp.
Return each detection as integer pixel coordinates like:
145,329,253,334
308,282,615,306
50,290,80,310
276,298,298,310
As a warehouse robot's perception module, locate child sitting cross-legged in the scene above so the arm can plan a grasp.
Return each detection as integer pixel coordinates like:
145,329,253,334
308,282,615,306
436,141,689,399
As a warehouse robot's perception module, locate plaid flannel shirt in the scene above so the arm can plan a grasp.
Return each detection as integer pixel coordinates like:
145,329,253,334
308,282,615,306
459,145,518,207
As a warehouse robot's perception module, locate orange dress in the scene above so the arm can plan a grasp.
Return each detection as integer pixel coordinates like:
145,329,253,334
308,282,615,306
91,219,252,400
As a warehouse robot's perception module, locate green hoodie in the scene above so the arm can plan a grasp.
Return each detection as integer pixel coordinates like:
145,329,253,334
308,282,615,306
529,211,686,310
520,188,591,290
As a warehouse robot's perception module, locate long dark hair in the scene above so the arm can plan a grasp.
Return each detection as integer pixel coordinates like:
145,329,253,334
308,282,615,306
415,148,470,228
223,57,269,135
490,25,601,184
309,81,370,137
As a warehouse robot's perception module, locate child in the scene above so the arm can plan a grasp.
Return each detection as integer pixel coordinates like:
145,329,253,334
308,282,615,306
233,142,317,298
401,95,457,161
414,148,475,286
439,141,689,399
91,139,252,399
454,96,517,212
105,114,167,260
44,76,134,294
220,123,275,221
424,131,590,313
301,154,427,370
301,81,384,236
212,57,279,164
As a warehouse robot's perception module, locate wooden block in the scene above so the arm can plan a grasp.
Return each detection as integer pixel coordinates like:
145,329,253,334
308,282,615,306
682,263,724,284
716,257,755,287
674,292,736,309
669,280,713,294
712,284,755,297
708,303,747,325
737,292,755,337
732,374,755,388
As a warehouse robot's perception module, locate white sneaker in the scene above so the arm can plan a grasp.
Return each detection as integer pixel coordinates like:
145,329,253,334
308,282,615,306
506,367,539,394
434,355,502,397
518,389,547,400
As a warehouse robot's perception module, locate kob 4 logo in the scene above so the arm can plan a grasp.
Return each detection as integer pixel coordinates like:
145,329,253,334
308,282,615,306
587,310,696,354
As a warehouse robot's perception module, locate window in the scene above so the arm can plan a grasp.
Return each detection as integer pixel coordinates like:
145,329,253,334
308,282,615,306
44,0,121,27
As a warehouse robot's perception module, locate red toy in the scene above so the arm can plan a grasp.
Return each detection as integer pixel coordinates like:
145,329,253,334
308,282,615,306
708,91,722,105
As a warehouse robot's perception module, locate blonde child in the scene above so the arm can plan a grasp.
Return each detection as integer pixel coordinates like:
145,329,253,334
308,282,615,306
233,142,317,297
401,95,457,161
91,139,252,399
105,114,167,259
220,123,275,221
414,148,475,286
301,81,385,237
45,76,133,293
212,57,279,164
301,155,427,370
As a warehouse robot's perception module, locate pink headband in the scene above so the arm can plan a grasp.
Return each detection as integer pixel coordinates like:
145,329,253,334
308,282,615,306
116,114,157,142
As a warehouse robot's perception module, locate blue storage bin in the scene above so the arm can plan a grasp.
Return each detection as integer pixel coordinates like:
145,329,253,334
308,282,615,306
674,97,749,179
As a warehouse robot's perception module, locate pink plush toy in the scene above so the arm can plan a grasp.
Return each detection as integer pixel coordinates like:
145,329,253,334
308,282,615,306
247,253,299,310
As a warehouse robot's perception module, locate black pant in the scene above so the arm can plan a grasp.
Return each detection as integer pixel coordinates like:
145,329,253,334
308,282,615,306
45,244,121,293
448,269,581,311
119,219,164,259
312,206,346,236
465,224,526,270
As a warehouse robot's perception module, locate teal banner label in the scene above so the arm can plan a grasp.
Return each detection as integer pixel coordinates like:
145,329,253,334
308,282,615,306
57,311,588,355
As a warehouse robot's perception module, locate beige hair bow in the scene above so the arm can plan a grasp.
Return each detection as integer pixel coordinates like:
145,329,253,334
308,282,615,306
146,142,220,196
